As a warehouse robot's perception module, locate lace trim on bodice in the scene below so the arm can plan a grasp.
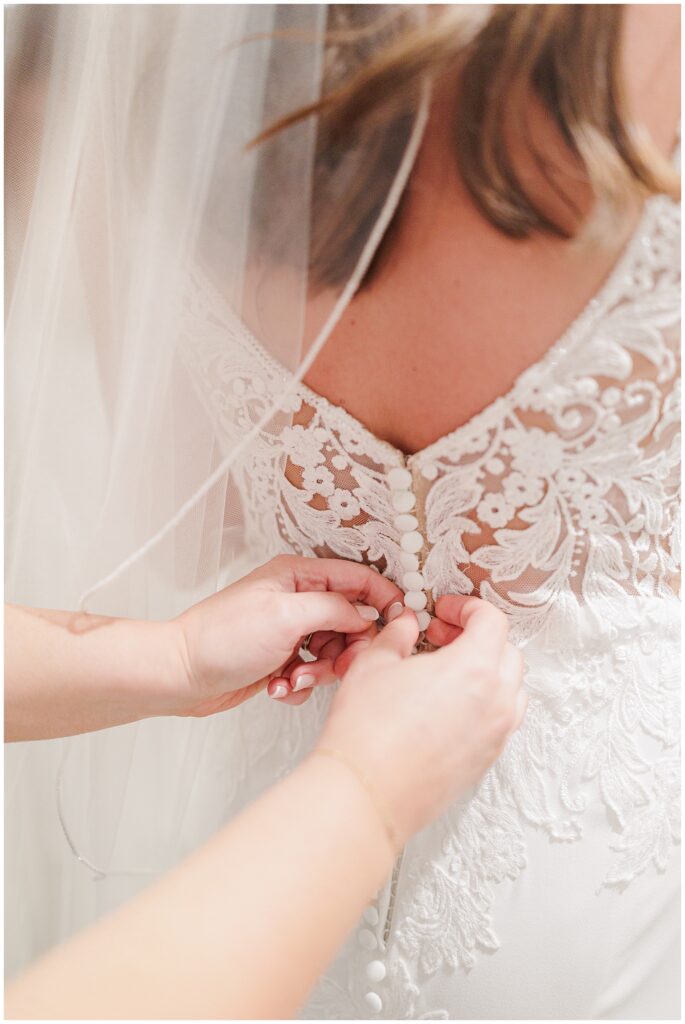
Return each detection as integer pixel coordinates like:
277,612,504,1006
182,193,680,646
179,192,680,1005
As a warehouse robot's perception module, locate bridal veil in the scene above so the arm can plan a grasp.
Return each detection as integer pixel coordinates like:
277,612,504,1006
5,3,470,967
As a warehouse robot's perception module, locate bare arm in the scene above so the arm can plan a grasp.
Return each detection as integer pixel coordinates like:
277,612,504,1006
6,754,393,1020
4,556,405,741
6,598,526,1020
4,604,180,740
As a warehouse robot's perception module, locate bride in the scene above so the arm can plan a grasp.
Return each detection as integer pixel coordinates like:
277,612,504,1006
6,4,680,1019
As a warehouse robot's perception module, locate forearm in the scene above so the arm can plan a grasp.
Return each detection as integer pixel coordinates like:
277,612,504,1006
4,605,181,740
6,755,395,1019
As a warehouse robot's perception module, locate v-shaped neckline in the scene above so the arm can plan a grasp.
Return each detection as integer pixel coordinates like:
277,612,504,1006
228,192,671,467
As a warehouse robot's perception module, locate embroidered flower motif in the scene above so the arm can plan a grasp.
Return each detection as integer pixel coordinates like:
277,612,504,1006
338,425,372,456
517,364,553,412
502,471,544,508
572,482,609,524
555,467,588,491
506,427,565,476
460,425,491,455
328,489,361,520
485,457,505,475
477,492,515,528
577,498,607,530
302,464,335,497
280,424,325,470
579,481,598,500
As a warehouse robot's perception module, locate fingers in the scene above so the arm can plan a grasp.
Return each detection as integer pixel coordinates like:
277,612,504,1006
434,594,508,655
352,608,419,668
288,625,378,690
425,616,461,648
312,632,348,663
333,632,375,677
290,657,338,692
269,632,353,702
267,677,313,706
278,555,405,620
285,590,383,639
305,631,341,658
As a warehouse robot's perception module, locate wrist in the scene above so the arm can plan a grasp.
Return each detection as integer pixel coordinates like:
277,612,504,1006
311,746,402,857
305,747,399,870
118,617,195,719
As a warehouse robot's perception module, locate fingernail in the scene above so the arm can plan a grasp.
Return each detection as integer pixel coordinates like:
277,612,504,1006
386,601,404,622
269,682,289,700
293,672,316,693
355,605,380,622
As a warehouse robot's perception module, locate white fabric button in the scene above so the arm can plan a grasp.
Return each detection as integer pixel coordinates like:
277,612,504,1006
421,463,438,480
400,531,423,553
364,992,383,1013
405,590,428,611
394,513,419,532
399,551,420,570
402,570,425,590
391,490,416,513
363,906,379,926
417,610,431,631
366,960,387,983
388,467,413,490
358,928,377,951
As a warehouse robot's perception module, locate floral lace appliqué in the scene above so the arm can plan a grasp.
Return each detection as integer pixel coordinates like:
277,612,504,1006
180,193,680,1009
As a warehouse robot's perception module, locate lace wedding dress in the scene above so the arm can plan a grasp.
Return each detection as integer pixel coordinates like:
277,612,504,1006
180,189,680,1019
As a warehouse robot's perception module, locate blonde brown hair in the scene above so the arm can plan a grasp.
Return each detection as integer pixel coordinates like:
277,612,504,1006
256,4,679,291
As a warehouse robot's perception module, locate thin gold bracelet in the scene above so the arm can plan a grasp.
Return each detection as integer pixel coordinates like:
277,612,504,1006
312,746,399,856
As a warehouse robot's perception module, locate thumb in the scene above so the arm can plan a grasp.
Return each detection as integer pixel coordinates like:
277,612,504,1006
285,591,380,637
355,609,419,668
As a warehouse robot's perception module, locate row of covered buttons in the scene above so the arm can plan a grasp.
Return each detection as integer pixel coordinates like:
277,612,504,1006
388,467,431,631
357,464,432,1013
358,901,386,1013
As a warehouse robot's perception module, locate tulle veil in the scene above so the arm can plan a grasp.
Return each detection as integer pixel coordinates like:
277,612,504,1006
4,2,445,970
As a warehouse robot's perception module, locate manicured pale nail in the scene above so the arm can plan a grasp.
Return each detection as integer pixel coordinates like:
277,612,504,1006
269,682,289,700
293,672,316,693
356,605,380,621
386,601,404,622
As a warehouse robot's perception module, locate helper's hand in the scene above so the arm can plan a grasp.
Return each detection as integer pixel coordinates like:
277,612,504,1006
173,555,405,715
314,596,527,847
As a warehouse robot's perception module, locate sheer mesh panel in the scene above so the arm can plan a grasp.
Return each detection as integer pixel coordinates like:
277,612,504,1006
182,193,680,647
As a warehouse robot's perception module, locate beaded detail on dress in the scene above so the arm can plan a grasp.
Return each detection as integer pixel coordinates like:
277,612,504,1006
179,192,680,1017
